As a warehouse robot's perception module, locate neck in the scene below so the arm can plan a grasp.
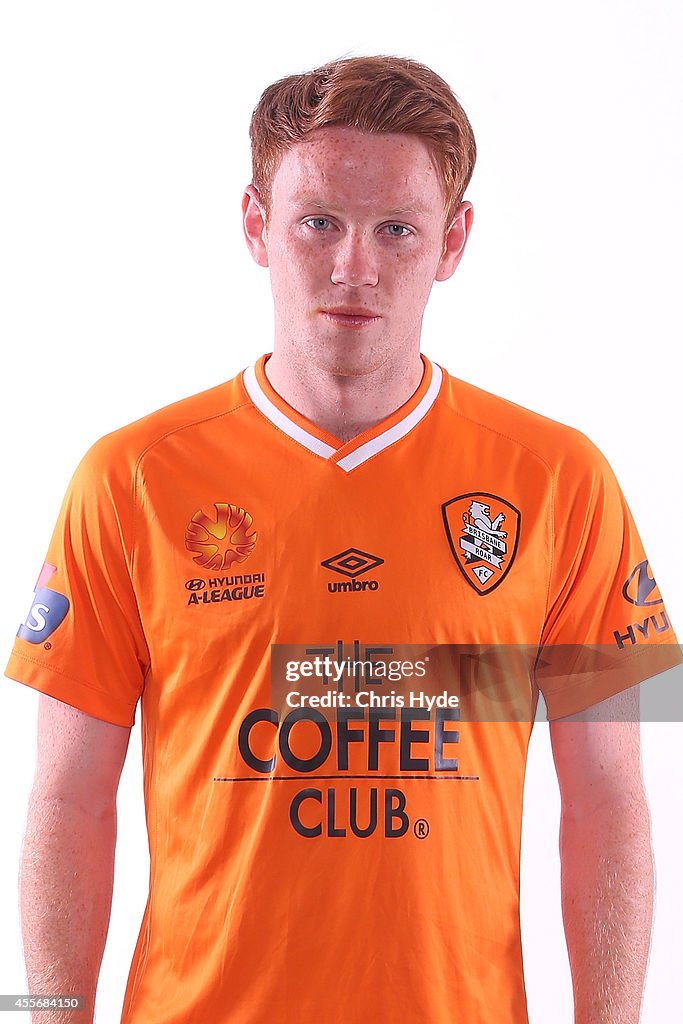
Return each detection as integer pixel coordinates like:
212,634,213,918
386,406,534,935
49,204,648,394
263,347,425,443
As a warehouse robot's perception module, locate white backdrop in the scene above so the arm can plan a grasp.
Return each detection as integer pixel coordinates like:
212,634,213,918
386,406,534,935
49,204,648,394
1,2,681,1022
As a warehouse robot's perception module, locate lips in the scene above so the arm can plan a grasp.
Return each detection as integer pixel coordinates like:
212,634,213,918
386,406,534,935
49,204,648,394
324,306,379,317
320,307,381,327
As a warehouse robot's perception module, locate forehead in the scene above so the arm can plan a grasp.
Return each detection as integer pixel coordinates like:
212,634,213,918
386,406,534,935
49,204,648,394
269,126,444,211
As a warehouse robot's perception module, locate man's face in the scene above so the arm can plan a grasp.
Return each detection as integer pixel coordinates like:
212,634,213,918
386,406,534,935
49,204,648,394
243,126,472,376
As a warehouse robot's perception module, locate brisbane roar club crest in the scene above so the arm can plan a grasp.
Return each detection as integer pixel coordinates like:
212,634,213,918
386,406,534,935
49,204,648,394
442,492,521,595
185,503,257,570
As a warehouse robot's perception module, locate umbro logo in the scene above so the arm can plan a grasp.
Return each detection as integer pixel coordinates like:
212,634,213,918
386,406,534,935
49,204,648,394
321,548,384,578
321,548,384,594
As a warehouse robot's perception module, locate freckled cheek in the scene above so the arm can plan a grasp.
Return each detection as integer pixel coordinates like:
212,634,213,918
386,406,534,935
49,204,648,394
387,254,436,293
269,245,327,308
280,238,330,278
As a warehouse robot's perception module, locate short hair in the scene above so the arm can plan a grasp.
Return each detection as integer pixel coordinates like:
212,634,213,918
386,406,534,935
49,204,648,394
249,55,477,229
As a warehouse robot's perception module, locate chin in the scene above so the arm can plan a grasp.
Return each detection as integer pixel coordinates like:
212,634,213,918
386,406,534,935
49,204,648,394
322,352,389,379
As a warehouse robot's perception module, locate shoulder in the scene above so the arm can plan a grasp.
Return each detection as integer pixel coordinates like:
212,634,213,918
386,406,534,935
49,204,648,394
73,368,250,488
435,361,613,485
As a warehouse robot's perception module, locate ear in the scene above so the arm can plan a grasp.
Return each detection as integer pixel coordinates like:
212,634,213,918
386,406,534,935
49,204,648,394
242,185,269,268
435,201,474,282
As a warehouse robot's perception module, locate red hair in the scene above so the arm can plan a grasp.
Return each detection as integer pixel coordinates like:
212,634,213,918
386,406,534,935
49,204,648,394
249,55,477,228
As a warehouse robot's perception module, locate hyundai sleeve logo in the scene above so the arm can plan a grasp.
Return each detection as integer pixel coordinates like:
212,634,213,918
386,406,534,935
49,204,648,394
621,560,663,607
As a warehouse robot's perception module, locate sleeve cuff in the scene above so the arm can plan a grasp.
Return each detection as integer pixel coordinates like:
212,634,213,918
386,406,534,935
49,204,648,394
5,651,137,728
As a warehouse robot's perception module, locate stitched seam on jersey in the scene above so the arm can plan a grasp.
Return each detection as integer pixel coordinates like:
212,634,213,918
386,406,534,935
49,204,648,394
329,362,443,473
130,399,255,580
243,362,338,457
244,357,441,471
7,650,137,711
431,387,615,645
544,453,614,653
433,389,558,644
433,390,558,478
126,454,151,678
336,362,442,471
129,455,145,657
544,475,591,647
132,400,255,481
245,374,429,468
247,401,336,458
224,395,341,462
540,637,683,698
129,401,257,683
540,634,679,692
331,354,436,467
545,464,557,647
333,398,438,471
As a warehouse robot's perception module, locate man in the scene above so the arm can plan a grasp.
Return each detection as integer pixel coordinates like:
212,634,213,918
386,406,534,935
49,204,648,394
6,55,681,1024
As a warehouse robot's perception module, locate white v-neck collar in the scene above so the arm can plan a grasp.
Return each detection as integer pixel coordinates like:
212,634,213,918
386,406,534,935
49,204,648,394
242,354,443,473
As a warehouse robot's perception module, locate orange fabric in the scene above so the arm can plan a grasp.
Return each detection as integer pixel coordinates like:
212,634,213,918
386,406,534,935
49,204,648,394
5,353,681,1024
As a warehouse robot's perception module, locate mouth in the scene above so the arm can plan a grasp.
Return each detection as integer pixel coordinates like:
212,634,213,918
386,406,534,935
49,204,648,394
319,308,381,329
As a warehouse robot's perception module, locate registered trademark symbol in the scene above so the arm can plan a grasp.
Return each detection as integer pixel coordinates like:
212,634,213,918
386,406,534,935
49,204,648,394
414,818,430,839
44,642,52,650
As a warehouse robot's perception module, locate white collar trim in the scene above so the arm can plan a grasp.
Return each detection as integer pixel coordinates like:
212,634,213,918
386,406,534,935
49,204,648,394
243,359,442,472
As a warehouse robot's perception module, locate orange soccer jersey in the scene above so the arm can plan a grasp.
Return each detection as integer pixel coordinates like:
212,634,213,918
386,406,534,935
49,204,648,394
6,352,681,1024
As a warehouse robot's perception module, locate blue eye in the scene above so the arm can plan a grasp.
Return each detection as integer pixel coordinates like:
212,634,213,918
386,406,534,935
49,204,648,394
385,224,410,236
306,217,331,231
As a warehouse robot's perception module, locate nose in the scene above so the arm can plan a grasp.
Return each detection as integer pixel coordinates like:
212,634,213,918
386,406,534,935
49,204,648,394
330,229,379,288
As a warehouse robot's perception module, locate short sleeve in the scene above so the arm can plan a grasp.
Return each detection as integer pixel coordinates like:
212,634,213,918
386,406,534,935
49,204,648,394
4,434,149,727
536,432,682,719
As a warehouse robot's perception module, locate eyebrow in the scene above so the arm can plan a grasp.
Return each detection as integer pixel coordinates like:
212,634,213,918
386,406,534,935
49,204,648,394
290,197,432,217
